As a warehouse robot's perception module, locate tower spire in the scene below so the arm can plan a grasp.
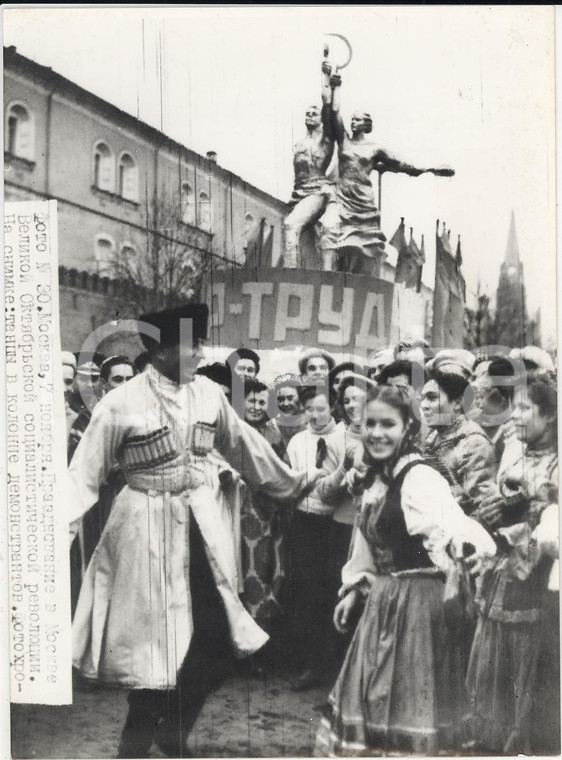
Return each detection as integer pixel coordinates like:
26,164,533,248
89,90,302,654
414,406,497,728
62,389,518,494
504,210,520,266
495,210,527,348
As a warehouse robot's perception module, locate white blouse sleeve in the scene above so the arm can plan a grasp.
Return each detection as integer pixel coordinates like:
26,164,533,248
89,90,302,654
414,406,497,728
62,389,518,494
533,503,559,591
340,524,377,590
401,464,496,571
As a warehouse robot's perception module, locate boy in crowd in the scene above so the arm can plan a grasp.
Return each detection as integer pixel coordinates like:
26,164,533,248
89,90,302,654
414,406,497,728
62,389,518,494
298,347,335,384
227,347,260,380
286,384,346,691
99,355,134,393
272,373,306,446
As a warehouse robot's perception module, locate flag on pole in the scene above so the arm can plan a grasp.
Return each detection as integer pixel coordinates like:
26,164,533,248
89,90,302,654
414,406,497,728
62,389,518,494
455,234,462,267
455,234,466,300
392,218,424,291
245,218,266,269
432,220,466,347
418,234,426,293
391,217,409,281
262,224,274,266
441,222,453,256
405,229,424,291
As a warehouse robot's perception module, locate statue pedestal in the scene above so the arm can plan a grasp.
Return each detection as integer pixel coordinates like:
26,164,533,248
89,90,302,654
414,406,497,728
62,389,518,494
298,227,323,271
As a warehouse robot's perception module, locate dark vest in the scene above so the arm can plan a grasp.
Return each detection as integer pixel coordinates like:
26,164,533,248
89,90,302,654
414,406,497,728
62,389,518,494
362,460,434,572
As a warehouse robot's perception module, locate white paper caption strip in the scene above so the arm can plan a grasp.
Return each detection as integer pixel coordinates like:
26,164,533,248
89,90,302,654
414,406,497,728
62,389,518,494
5,201,72,705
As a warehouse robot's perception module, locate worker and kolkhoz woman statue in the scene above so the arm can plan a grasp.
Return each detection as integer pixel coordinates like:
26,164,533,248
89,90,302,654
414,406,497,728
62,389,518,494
284,38,454,275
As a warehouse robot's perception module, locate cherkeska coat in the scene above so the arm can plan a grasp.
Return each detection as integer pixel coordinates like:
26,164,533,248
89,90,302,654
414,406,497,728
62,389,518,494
67,366,307,690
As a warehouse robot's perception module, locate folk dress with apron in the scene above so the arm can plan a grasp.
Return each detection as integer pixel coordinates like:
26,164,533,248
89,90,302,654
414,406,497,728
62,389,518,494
466,444,558,753
315,455,495,756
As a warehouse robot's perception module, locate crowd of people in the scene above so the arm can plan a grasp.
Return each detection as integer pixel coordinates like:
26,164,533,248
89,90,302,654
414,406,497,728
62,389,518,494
62,308,559,758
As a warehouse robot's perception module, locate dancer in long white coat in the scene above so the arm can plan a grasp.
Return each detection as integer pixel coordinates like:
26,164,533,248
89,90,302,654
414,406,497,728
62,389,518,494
66,304,319,758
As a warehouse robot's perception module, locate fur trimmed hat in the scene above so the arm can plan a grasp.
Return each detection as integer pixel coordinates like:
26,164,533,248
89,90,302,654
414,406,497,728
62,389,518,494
138,303,209,350
427,349,475,380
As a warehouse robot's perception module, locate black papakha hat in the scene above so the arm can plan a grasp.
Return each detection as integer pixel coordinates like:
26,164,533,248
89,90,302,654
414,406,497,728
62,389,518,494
195,362,232,388
138,303,209,350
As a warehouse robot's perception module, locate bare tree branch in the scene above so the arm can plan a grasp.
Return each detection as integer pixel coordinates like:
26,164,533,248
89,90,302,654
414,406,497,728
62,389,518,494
111,191,212,313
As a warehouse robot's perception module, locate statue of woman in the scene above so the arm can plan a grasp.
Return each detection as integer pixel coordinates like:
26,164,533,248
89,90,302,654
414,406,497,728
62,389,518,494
328,73,454,276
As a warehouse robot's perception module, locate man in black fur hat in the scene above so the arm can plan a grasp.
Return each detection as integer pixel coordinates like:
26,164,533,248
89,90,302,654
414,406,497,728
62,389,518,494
66,304,321,758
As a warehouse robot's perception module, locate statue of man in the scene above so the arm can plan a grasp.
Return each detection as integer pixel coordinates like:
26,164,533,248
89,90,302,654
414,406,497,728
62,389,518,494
283,61,338,270
328,72,454,276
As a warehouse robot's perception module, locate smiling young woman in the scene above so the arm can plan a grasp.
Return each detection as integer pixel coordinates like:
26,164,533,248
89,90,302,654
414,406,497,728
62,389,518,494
315,384,496,756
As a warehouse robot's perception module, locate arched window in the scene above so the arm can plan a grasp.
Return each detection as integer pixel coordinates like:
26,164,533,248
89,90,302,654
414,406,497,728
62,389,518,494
5,102,34,160
198,190,211,232
121,243,137,267
93,141,114,192
244,212,255,235
94,235,115,276
118,152,138,202
181,182,196,226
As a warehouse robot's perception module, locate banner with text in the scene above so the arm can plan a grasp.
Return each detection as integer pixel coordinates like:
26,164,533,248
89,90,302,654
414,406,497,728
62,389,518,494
203,268,395,354
5,201,72,704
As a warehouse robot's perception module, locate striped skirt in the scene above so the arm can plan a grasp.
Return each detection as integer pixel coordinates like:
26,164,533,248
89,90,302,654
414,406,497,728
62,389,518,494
465,614,541,754
315,572,465,756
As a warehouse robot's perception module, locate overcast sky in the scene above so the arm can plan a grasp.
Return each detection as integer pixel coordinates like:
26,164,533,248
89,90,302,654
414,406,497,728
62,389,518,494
3,6,557,345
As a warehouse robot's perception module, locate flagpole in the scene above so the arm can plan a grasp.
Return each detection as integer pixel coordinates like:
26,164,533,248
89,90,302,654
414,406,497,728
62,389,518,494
418,234,424,293
432,219,440,347
257,218,265,271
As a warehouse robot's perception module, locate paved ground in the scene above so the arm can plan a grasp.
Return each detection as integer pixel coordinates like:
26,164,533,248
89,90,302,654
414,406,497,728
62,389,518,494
11,665,333,759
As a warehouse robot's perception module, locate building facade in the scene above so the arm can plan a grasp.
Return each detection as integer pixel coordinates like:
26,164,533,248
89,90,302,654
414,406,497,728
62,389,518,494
4,45,287,353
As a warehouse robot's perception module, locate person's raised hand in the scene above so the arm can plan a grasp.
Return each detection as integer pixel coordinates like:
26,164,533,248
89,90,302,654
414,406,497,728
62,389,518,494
343,448,356,472
329,73,342,89
472,493,505,531
306,466,323,488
